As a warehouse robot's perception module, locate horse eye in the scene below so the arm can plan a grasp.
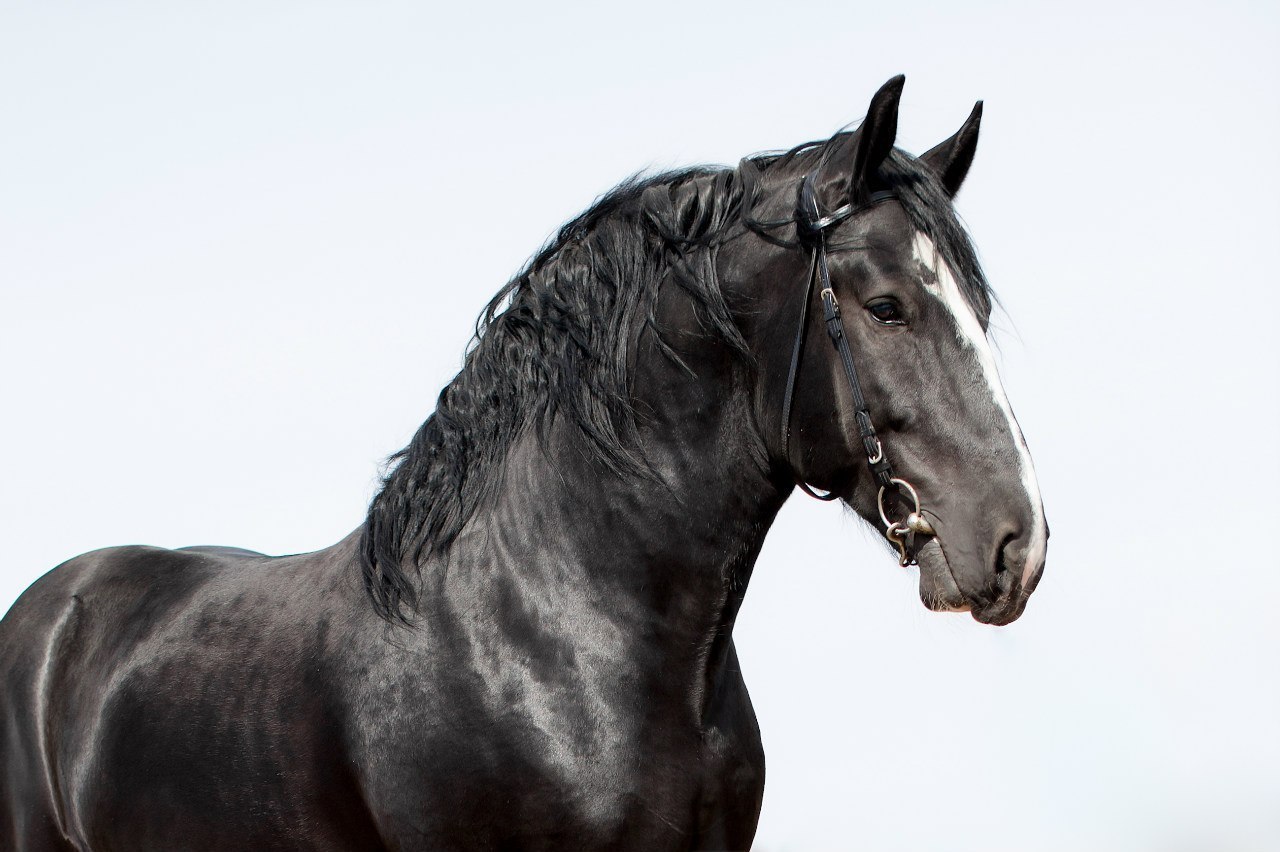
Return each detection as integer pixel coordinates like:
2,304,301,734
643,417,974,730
866,299,906,326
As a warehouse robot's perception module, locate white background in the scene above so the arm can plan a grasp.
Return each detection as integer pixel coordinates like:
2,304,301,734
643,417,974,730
3,3,1277,850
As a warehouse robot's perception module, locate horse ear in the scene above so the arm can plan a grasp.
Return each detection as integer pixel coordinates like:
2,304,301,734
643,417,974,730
920,101,982,197
841,74,905,196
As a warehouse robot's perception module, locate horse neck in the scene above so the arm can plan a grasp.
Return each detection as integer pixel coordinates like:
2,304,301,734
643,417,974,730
450,328,786,682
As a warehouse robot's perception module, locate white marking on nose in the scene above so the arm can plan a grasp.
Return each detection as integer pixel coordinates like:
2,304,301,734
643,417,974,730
912,233,1047,588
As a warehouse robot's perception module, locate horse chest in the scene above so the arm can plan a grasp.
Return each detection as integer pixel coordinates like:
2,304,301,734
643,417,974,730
347,639,764,850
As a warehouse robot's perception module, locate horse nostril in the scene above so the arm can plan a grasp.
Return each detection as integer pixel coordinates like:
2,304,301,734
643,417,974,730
994,532,1018,574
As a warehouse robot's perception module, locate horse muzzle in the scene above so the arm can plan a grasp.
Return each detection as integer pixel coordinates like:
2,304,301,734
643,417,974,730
911,520,1044,626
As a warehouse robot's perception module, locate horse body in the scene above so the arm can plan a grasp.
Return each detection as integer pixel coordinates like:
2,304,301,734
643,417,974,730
2,76,1048,850
2,538,766,851
2,315,779,850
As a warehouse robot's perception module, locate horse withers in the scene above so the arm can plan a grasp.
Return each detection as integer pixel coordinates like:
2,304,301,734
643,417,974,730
1,76,1047,851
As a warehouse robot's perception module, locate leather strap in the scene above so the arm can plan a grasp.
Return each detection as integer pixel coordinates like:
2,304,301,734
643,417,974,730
782,173,898,498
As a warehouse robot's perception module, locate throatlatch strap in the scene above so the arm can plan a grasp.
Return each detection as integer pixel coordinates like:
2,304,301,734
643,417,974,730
779,249,818,460
782,250,841,502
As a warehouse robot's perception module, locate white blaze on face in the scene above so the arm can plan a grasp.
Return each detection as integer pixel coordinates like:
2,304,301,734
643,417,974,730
912,232,1047,588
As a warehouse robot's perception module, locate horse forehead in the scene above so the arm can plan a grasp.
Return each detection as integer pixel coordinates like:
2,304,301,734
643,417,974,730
845,203,918,259
909,231,987,321
859,199,912,235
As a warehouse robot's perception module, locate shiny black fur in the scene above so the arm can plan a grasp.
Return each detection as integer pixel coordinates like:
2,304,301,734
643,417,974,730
1,77,1046,851
360,167,750,622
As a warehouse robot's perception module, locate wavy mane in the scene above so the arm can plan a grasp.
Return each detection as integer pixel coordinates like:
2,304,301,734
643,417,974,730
359,167,749,621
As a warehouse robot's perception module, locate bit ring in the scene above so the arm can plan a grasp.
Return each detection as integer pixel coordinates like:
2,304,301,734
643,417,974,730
877,477,922,529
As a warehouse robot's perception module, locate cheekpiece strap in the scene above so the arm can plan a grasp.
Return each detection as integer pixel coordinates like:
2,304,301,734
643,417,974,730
787,172,899,497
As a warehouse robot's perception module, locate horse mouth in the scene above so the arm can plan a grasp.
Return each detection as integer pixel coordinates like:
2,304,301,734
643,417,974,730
915,538,971,613
913,537,1027,625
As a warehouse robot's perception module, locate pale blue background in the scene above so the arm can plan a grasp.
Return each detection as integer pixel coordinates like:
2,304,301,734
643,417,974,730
2,2,1277,850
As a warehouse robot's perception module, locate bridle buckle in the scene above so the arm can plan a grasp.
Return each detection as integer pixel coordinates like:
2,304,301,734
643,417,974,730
867,438,884,465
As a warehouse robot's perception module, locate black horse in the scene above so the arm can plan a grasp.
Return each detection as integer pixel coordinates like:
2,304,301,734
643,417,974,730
1,76,1047,851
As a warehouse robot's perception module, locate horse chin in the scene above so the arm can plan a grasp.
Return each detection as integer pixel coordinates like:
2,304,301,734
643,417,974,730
914,538,971,614
970,595,1029,626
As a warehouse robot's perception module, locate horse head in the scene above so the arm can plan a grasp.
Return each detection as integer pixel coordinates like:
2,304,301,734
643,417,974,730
727,76,1048,624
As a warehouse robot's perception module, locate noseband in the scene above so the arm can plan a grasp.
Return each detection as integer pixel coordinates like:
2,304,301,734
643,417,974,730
780,172,934,565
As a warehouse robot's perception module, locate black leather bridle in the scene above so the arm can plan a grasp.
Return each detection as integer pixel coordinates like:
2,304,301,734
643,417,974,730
779,172,934,564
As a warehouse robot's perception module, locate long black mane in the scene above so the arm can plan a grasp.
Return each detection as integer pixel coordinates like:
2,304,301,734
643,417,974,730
359,137,992,622
359,166,749,620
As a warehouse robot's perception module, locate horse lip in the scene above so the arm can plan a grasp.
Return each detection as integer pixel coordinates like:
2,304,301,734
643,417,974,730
910,512,1033,624
914,538,970,612
913,531,1026,624
971,593,1028,626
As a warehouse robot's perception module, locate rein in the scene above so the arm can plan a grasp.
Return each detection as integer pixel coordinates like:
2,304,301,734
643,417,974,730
780,172,935,565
